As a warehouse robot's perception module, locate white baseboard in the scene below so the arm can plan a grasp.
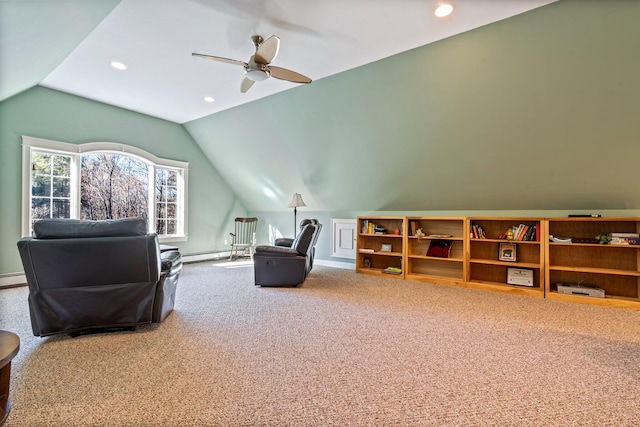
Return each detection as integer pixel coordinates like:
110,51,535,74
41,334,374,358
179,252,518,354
0,273,27,288
181,251,230,263
181,252,354,270
316,259,355,270
0,254,352,289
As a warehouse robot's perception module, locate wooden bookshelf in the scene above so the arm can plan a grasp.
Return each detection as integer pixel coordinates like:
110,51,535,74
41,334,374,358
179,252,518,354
353,215,640,310
404,217,466,286
466,218,545,298
545,217,640,310
356,216,405,279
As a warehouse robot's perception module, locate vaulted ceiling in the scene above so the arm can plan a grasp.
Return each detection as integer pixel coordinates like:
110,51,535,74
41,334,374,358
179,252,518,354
1,0,558,124
9,1,637,216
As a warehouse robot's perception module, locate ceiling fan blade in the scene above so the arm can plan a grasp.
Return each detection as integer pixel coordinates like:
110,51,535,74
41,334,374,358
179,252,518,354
241,77,255,93
192,53,247,67
255,35,280,64
268,66,312,84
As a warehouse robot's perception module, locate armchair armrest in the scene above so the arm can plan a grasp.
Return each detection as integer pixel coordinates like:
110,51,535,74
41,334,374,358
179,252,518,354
254,245,299,257
274,237,294,247
161,250,183,275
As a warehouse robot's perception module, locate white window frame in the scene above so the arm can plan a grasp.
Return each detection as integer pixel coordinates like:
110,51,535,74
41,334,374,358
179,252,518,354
22,136,189,242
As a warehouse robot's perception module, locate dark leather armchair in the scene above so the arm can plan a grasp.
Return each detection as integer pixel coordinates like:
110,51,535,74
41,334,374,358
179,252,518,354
254,222,319,287
274,219,322,273
16,218,182,337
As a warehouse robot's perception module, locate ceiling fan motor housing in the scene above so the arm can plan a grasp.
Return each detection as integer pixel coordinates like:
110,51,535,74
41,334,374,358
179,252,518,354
245,56,271,81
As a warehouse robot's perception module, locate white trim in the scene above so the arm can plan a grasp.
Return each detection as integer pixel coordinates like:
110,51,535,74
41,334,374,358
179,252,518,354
21,143,32,237
181,167,189,240
22,137,188,169
315,259,355,270
0,273,27,288
178,252,355,269
181,252,230,263
77,142,188,169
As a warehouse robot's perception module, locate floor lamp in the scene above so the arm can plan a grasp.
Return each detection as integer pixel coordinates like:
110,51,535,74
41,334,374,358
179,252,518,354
287,193,306,235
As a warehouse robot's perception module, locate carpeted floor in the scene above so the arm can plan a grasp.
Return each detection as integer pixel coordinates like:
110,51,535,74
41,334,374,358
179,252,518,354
2,262,640,426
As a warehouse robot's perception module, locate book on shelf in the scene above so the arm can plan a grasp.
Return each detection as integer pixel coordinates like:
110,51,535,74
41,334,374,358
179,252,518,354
610,232,640,238
382,267,402,275
470,223,486,239
359,248,375,253
514,224,527,241
498,224,538,241
610,236,640,245
522,225,536,241
409,220,420,236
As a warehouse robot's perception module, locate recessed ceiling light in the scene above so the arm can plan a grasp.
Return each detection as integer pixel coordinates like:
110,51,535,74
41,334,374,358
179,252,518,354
204,96,215,103
111,61,127,70
435,3,454,18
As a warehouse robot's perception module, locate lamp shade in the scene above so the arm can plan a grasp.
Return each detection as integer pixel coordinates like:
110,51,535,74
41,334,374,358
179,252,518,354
287,193,306,208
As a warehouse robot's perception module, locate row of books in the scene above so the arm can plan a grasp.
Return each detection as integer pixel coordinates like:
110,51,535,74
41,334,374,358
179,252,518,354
499,224,539,241
470,223,539,241
609,232,640,245
470,224,486,239
360,220,386,235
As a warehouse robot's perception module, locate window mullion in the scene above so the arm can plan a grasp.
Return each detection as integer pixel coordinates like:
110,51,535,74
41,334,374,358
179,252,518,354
71,152,81,219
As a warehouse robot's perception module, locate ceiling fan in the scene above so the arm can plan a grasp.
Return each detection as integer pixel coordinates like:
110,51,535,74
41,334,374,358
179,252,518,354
192,35,312,93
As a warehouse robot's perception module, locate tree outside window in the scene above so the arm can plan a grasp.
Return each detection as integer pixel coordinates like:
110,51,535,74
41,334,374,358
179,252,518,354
24,137,187,240
80,153,149,220
31,151,71,228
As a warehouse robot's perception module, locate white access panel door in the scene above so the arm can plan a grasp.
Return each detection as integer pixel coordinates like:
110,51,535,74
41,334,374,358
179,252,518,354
331,218,357,259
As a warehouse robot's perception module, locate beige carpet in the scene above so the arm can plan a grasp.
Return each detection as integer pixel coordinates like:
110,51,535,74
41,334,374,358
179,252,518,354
2,262,640,426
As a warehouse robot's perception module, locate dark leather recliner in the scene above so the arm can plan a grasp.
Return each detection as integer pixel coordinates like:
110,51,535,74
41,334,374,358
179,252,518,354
274,219,322,273
16,218,182,337
253,222,319,287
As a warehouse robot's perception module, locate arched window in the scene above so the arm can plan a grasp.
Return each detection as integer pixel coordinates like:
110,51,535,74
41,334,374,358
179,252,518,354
22,136,188,242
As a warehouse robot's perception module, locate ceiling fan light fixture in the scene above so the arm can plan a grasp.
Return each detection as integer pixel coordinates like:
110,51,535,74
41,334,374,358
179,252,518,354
245,68,270,81
435,2,455,18
110,61,127,70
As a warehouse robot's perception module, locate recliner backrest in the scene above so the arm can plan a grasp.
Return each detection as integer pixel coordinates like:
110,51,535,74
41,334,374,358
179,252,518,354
291,223,316,256
21,217,160,290
309,219,322,248
33,217,148,239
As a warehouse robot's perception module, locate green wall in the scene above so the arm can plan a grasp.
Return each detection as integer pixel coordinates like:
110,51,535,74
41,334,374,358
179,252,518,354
0,86,245,275
3,0,640,276
185,0,640,215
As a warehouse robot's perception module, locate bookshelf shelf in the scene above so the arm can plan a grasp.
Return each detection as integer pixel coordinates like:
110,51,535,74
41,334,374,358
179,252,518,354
357,216,406,279
466,218,545,298
469,259,541,269
409,254,464,262
404,217,466,285
360,251,403,257
545,217,640,309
